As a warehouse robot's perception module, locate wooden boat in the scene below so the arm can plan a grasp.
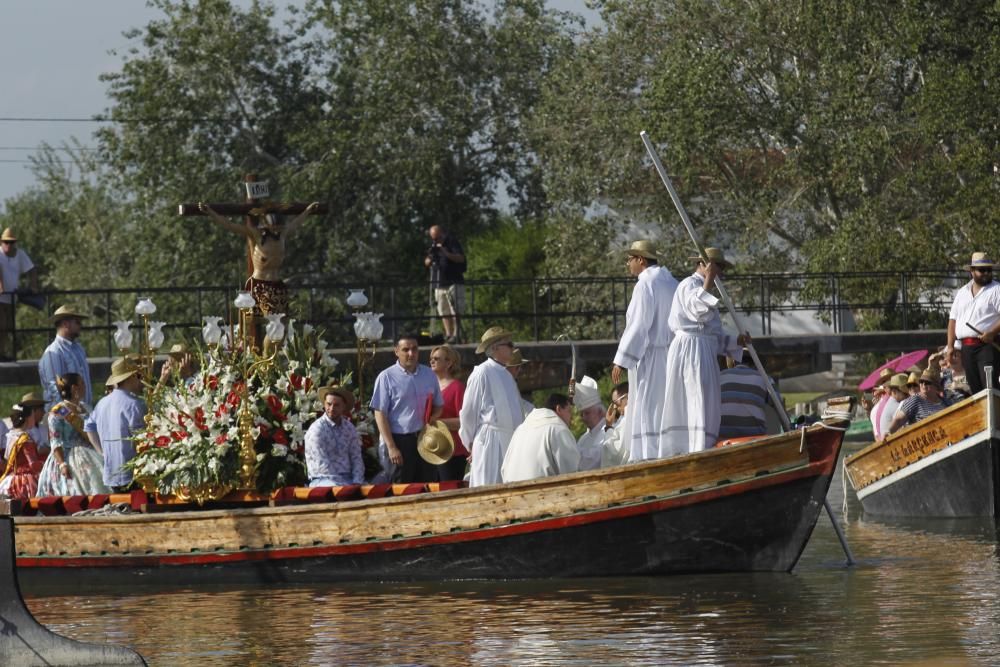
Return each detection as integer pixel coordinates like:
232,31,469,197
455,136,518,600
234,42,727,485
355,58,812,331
844,389,1000,517
11,418,847,587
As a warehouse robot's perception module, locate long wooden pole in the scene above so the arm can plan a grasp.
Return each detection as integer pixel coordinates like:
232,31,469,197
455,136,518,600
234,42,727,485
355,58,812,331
639,130,855,566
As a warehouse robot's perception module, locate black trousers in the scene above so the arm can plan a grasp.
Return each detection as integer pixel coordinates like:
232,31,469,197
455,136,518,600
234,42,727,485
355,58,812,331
436,455,468,482
391,432,438,483
961,343,1000,394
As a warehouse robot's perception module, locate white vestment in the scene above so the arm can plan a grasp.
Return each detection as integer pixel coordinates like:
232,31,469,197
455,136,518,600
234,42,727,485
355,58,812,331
460,358,524,487
601,419,629,468
662,273,742,456
613,265,678,462
501,408,581,482
576,419,606,471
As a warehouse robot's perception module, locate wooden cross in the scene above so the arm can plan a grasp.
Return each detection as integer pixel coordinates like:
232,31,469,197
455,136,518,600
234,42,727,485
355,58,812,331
178,173,328,279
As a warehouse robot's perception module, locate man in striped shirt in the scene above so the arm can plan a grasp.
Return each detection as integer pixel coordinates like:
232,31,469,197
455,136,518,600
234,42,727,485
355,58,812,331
719,357,783,439
883,368,949,439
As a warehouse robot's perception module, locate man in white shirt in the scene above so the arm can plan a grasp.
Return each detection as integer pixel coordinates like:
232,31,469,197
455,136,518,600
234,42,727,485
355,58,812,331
0,228,38,361
572,375,605,471
602,382,630,468
501,394,580,482
459,326,525,486
610,240,678,462
945,252,1000,394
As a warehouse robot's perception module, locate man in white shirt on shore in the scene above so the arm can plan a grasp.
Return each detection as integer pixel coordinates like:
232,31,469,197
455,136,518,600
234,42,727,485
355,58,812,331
945,251,1000,394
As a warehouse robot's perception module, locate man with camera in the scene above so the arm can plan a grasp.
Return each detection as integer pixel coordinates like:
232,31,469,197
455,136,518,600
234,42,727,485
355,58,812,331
424,225,467,343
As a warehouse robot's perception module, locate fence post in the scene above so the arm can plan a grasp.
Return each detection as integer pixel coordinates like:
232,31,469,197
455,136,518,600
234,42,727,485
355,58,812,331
901,273,909,330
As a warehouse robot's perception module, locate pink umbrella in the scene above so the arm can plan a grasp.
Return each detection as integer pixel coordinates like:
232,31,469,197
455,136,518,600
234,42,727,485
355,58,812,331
857,349,929,391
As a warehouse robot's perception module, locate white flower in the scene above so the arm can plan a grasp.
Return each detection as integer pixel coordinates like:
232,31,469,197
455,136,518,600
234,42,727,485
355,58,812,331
271,444,289,457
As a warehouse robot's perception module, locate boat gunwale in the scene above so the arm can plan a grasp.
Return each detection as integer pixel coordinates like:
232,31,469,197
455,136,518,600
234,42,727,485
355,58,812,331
15,419,846,527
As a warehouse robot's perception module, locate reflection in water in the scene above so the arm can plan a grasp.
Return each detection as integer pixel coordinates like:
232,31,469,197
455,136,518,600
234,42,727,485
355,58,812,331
22,449,1000,666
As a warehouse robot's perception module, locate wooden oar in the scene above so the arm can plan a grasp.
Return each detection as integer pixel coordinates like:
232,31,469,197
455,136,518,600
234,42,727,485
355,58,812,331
640,130,856,566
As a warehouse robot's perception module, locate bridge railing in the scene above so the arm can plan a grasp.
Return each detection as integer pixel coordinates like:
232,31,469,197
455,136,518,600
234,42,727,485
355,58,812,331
3,270,965,360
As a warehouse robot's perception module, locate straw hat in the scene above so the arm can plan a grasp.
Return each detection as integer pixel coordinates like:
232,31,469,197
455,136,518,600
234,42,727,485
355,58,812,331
476,326,514,354
906,371,920,386
874,367,894,387
0,228,16,242
888,373,909,391
964,252,997,270
918,368,942,387
106,358,141,387
168,343,189,358
50,304,88,325
688,247,733,269
506,348,529,367
318,385,355,411
417,420,455,465
18,392,45,408
624,240,659,261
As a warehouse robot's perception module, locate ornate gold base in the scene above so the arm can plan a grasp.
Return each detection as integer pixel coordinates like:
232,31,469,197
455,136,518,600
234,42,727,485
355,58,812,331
174,482,233,506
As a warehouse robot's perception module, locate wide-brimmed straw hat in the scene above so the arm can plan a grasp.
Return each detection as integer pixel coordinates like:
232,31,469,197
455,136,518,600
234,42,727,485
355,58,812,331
624,240,659,261
918,368,942,387
106,358,141,387
318,385,355,411
874,367,894,387
417,420,455,465
50,304,88,325
964,252,997,270
18,392,45,408
1,228,16,242
906,371,921,386
168,343,189,358
688,247,733,269
506,348,529,367
476,326,514,354
888,373,909,391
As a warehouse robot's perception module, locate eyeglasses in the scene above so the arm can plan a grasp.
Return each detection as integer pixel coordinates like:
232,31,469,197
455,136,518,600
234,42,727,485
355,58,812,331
612,394,628,405
1,240,14,245
973,268,993,274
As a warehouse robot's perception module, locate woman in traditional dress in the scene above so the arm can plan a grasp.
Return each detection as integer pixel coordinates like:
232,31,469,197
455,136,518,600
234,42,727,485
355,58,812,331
429,344,468,481
0,403,45,499
37,373,110,497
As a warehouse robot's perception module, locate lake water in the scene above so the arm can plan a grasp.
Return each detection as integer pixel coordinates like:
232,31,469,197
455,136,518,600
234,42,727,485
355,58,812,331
23,438,1000,666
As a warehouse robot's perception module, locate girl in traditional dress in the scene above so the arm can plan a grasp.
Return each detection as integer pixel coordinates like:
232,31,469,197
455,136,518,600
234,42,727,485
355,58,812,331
37,373,110,497
0,403,45,499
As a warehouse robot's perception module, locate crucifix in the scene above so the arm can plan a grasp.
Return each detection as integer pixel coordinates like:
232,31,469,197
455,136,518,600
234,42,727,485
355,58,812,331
178,174,327,319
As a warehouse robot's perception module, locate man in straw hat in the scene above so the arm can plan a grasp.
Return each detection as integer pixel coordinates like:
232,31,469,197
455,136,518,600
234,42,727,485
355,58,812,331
39,305,93,410
371,332,443,483
883,368,949,439
572,375,606,471
945,251,1000,394
610,239,678,463
661,247,750,456
305,386,365,487
459,326,525,486
501,393,580,483
0,227,38,361
84,357,147,491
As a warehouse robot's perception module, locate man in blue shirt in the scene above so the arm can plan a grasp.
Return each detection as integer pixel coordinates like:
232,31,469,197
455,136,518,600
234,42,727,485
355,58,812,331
39,304,93,410
305,385,365,487
85,358,146,491
371,332,443,483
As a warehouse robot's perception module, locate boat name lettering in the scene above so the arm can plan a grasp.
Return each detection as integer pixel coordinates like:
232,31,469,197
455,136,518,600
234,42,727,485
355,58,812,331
889,427,948,463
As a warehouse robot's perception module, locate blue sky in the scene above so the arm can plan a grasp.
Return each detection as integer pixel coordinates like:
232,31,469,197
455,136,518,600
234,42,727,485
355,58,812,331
0,1,597,209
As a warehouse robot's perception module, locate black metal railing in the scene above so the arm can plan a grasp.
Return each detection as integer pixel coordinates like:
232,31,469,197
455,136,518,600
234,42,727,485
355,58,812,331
2,270,966,360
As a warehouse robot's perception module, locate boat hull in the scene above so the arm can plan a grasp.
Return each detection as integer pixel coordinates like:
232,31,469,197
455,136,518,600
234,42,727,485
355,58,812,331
845,390,1000,518
13,421,845,587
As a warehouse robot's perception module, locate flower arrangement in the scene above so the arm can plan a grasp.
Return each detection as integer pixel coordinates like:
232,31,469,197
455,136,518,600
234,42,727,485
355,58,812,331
126,323,344,497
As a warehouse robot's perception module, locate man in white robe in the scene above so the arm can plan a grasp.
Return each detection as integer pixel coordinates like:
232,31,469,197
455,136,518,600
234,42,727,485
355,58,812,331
662,247,747,456
573,375,605,471
460,326,525,486
611,240,678,463
501,394,580,482
602,382,630,467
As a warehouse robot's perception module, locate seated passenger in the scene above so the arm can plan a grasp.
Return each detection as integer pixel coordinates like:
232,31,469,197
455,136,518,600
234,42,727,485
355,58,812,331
883,369,949,439
501,393,580,483
718,353,785,439
601,382,630,468
305,386,365,487
0,402,45,500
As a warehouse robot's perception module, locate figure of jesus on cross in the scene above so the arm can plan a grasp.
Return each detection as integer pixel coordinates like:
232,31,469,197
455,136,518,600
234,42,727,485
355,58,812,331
179,175,327,318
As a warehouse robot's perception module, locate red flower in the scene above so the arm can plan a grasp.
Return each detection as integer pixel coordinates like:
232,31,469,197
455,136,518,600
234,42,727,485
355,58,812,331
215,434,228,445
177,412,187,427
289,373,303,390
194,407,208,431
207,374,219,390
304,377,313,392
266,394,287,422
155,436,171,448
170,430,189,442
273,429,288,445
226,391,241,408
259,423,271,438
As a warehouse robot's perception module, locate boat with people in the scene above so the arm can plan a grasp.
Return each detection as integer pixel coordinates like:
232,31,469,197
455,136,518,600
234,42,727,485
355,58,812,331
11,416,849,587
844,388,1000,517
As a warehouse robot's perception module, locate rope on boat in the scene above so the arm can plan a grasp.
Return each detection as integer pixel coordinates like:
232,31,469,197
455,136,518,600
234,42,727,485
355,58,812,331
72,502,133,516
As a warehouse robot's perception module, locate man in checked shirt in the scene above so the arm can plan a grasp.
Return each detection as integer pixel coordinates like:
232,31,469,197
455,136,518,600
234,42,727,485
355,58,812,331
304,386,365,487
